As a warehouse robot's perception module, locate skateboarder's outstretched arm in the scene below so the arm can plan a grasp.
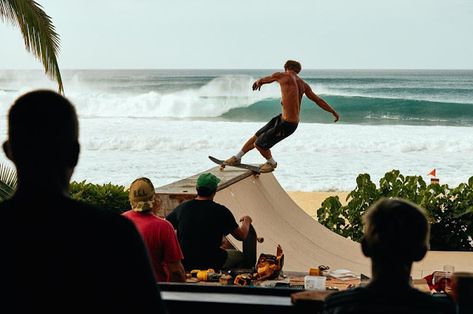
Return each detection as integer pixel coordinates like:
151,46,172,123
252,72,284,91
231,216,252,241
304,83,340,122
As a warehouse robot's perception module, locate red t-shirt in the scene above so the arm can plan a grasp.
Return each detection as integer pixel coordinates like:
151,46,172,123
122,210,183,282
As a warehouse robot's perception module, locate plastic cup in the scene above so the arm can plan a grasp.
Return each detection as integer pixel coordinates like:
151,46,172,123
443,265,455,291
304,275,326,291
444,265,455,274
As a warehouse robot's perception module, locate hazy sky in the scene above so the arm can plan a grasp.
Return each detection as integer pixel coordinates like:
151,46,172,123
1,0,473,69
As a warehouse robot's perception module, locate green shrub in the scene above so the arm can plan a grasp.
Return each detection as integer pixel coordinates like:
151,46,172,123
69,181,130,214
0,164,17,202
317,170,473,251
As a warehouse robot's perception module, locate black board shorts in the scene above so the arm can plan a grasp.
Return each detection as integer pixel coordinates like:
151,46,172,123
254,114,298,150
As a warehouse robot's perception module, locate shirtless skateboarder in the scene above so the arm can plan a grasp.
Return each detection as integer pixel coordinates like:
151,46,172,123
224,60,340,173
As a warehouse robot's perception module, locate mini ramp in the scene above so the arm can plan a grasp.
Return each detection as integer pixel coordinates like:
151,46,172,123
157,167,473,278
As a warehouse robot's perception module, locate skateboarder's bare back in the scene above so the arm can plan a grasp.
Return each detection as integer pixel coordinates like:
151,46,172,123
224,60,340,173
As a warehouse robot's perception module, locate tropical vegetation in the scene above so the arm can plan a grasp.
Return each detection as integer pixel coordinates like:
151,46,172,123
0,163,17,201
69,181,130,214
317,170,473,251
0,163,129,213
1,0,63,92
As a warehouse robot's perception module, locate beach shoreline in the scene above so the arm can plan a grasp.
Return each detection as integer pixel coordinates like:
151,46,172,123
288,191,350,219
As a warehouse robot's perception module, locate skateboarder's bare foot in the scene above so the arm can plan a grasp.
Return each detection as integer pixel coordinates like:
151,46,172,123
259,161,277,173
223,156,241,166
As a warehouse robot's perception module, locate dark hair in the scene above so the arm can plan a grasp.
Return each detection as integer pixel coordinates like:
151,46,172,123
196,186,216,197
363,198,429,262
7,90,79,170
284,60,301,73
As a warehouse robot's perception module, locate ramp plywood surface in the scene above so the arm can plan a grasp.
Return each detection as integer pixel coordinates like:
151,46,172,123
213,171,473,278
156,167,253,196
158,166,473,278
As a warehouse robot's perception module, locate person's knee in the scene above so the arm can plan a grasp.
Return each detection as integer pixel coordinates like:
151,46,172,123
255,144,264,153
254,141,265,151
223,249,244,269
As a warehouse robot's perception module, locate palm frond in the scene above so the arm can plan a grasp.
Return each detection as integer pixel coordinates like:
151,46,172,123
0,163,17,201
1,0,63,93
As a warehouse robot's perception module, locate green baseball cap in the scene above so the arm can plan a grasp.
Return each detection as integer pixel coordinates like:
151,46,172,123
196,173,220,190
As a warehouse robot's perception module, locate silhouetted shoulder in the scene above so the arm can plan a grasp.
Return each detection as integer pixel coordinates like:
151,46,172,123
323,287,455,314
0,196,165,313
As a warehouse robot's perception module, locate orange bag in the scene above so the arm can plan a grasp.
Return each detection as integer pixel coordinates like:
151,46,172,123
256,245,284,280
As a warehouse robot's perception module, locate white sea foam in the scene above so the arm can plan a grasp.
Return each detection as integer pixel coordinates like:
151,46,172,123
4,118,470,192
57,75,278,118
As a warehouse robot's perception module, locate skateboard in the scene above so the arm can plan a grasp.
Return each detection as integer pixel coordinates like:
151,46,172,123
222,224,264,269
241,224,264,268
208,156,261,174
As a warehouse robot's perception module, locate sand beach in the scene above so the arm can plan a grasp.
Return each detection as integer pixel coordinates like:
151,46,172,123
288,191,350,219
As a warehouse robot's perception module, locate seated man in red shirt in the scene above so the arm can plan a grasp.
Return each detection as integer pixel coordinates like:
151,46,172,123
123,177,186,282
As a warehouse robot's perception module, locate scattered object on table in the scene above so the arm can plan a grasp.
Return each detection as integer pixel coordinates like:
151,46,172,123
327,269,359,280
190,269,221,282
256,244,284,280
234,274,253,286
319,265,330,272
424,271,453,293
219,274,233,285
326,276,360,290
185,277,199,283
304,275,326,291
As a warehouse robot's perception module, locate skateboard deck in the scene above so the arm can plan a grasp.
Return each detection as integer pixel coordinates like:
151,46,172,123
223,224,264,269
241,224,264,268
209,156,261,174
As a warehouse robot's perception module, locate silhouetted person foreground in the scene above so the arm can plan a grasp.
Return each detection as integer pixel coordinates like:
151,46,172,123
0,90,165,313
322,198,455,314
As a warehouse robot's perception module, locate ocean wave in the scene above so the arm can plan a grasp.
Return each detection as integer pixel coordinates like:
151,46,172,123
1,71,473,125
316,86,473,105
67,78,473,125
221,96,473,126
67,75,281,118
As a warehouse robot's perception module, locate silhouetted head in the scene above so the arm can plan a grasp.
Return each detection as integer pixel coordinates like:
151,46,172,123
3,90,80,183
284,60,301,73
361,198,429,264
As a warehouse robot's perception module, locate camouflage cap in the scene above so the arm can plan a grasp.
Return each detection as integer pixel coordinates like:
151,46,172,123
129,177,155,212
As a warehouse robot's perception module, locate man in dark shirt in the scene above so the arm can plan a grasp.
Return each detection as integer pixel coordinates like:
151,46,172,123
322,198,455,314
167,173,252,270
0,90,165,313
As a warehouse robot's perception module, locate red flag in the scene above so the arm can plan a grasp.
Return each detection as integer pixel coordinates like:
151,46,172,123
428,168,436,177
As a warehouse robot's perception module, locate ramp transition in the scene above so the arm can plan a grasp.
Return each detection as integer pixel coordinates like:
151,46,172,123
157,167,473,278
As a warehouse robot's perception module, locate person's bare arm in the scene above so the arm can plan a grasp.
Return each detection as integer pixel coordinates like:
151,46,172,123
305,83,339,122
167,260,186,282
253,72,284,91
230,216,252,241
